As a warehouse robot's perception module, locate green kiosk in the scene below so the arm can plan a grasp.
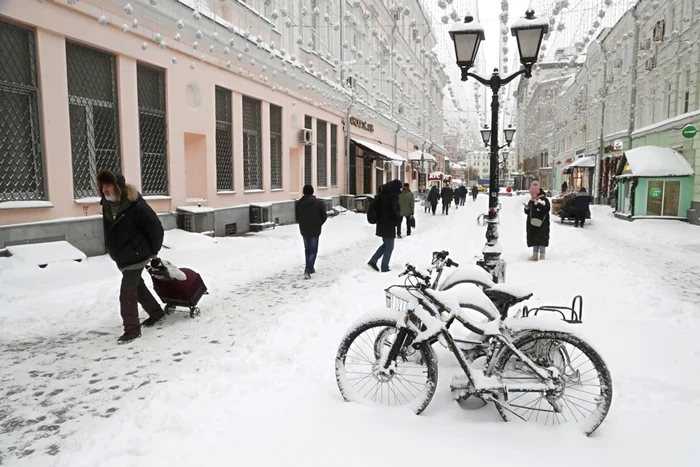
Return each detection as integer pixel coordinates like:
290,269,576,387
615,146,694,221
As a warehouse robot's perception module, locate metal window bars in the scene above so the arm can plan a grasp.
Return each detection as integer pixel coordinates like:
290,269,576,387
330,124,337,187
66,41,121,199
242,95,263,191
0,20,46,202
270,104,282,190
137,63,168,196
316,119,327,187
304,115,312,186
215,86,234,191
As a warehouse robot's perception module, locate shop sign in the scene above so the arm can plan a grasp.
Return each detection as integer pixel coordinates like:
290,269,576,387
565,157,574,163
350,116,375,133
613,140,623,151
682,124,698,139
649,186,662,198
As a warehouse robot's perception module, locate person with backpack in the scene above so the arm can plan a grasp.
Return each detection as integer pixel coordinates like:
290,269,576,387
397,183,415,238
367,180,402,273
295,185,328,279
427,185,440,215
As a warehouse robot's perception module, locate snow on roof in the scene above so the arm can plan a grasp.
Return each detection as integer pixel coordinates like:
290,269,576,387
567,156,596,168
621,146,694,177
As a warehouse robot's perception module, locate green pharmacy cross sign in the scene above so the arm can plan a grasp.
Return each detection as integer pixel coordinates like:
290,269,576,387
649,187,662,198
682,124,698,139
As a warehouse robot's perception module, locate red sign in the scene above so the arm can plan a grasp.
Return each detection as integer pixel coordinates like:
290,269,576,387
565,158,573,163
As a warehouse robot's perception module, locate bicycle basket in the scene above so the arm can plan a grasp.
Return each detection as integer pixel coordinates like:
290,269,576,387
385,290,410,312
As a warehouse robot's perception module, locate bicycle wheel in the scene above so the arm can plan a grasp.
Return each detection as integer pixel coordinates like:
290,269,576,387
493,331,613,435
335,316,438,415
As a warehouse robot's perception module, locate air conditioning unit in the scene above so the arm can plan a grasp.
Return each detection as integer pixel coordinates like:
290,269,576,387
298,128,313,145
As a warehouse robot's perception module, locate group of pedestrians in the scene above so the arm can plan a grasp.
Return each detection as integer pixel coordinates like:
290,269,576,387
423,183,480,215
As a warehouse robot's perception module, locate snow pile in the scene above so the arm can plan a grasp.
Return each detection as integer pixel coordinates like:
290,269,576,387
5,241,86,268
620,146,694,177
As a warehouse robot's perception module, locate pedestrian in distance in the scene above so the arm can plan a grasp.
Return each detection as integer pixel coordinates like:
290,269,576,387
574,186,592,228
397,183,415,238
368,179,402,273
471,185,479,201
459,185,468,206
295,184,328,279
524,181,551,262
427,185,440,215
561,180,568,195
98,170,165,344
453,187,460,210
441,184,454,215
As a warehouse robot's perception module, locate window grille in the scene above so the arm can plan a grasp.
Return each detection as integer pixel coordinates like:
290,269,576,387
215,86,233,191
304,115,312,185
330,124,338,186
137,63,168,195
66,42,121,199
316,120,327,187
270,104,282,189
242,95,263,190
0,20,46,202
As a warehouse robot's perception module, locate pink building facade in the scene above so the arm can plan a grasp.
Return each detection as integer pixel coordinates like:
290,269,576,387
0,0,448,254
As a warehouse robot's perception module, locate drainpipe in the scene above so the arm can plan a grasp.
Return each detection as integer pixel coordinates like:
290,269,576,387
345,100,353,195
339,0,344,84
394,124,401,180
628,6,640,142
595,45,608,204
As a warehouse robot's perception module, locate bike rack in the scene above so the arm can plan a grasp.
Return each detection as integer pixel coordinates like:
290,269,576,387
520,295,583,324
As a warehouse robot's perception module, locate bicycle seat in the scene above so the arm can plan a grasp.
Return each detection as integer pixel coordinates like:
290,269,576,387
483,284,533,308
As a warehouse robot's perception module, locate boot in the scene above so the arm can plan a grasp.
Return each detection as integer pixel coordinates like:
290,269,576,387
539,252,546,261
529,253,539,262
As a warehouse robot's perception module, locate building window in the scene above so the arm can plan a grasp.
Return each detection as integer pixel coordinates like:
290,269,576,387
317,119,327,187
215,86,233,191
137,64,168,195
0,19,45,202
66,41,121,199
330,124,338,186
270,104,282,189
304,115,312,185
242,95,263,191
310,0,318,50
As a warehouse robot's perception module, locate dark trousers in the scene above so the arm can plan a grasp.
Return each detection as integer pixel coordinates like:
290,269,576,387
397,216,412,236
303,236,319,272
120,268,163,334
575,211,586,227
460,196,466,206
431,203,437,215
472,194,478,201
442,202,450,215
371,237,395,272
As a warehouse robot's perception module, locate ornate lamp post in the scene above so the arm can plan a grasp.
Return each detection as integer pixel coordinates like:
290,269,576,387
449,10,548,283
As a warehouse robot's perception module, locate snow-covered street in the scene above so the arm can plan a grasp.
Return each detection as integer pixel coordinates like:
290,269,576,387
2,196,700,466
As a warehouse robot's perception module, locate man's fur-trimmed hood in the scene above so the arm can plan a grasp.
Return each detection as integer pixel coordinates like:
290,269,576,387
97,170,140,202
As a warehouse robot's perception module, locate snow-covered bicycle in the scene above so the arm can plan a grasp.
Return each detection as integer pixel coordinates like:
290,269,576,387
335,263,613,435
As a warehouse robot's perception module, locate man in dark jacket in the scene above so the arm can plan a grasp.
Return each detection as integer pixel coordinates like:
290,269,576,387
574,187,592,228
441,185,454,215
427,185,440,215
458,185,468,206
295,185,328,279
368,179,402,273
471,185,479,201
98,170,164,344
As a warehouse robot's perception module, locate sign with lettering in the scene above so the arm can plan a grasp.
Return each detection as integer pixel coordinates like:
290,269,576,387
682,125,697,139
649,186,662,198
350,116,375,133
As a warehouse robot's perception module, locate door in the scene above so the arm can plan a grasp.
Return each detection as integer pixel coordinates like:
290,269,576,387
646,180,663,216
363,157,372,194
662,180,680,217
621,181,631,213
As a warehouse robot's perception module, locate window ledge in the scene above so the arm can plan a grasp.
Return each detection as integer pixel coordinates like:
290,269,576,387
75,197,102,205
270,188,284,192
244,189,265,194
0,200,54,210
217,191,237,195
144,195,172,201
318,186,329,190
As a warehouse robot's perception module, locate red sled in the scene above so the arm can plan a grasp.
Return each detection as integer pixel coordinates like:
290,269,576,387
148,266,208,318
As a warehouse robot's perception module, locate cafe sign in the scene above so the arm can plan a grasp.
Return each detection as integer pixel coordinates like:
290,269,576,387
682,124,698,139
350,116,375,133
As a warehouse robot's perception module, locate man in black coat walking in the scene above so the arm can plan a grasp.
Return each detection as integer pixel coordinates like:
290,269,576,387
295,185,328,279
441,185,454,215
574,187,592,228
458,185,468,206
98,170,164,344
368,179,402,273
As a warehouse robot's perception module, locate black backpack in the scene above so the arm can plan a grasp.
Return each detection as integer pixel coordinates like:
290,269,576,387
366,198,378,225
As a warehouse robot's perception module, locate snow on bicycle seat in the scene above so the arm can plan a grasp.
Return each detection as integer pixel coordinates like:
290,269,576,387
439,264,496,291
427,284,500,322
483,283,533,305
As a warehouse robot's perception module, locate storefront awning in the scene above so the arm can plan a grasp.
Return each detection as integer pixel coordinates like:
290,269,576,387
618,146,694,178
351,137,406,162
407,151,436,162
567,156,596,168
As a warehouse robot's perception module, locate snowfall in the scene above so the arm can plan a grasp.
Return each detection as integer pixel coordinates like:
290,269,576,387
1,195,699,466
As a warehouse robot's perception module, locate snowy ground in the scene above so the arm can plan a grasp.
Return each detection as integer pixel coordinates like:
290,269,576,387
1,196,699,466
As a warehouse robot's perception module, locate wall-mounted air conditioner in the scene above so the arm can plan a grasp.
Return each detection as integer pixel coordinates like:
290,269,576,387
298,128,313,145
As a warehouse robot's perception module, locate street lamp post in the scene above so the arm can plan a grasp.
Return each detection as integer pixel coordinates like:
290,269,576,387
449,9,548,283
